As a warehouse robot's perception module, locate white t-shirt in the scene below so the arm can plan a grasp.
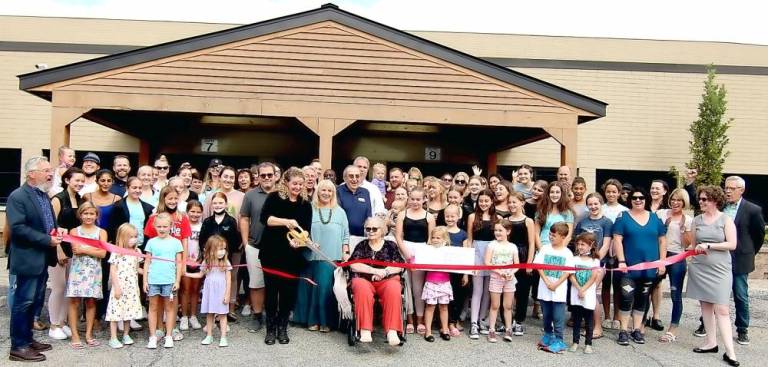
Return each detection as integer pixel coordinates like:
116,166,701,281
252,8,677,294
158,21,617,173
601,203,628,223
534,245,574,303
656,209,693,254
362,180,386,215
570,257,600,310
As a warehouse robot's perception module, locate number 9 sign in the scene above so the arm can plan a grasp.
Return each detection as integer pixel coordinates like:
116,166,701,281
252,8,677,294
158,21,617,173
424,147,441,161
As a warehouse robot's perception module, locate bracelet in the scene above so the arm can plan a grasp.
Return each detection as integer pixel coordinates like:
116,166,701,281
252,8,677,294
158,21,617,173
618,260,626,264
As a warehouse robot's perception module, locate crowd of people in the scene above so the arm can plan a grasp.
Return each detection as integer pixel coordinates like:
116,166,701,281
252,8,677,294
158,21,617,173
5,146,765,366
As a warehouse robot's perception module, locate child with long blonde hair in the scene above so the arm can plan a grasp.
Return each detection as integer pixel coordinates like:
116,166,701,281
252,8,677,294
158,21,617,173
484,219,519,343
67,202,108,348
185,235,232,347
105,223,143,348
421,226,454,342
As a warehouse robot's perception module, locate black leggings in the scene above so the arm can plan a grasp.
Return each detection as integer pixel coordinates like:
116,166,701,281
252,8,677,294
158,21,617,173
514,271,534,323
572,306,595,345
264,273,298,319
449,273,470,324
620,276,653,313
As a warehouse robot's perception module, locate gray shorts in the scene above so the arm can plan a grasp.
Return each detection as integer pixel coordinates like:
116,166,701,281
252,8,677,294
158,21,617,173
245,245,265,289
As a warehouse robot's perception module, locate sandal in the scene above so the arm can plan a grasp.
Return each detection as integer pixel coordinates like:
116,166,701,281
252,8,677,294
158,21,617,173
405,324,415,334
416,324,427,335
70,341,85,350
86,338,101,347
659,332,677,343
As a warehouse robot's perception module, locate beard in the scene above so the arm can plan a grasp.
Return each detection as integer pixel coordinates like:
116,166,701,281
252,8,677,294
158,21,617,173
35,180,52,192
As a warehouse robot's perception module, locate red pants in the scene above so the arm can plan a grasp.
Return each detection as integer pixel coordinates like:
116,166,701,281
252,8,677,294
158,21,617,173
351,276,403,333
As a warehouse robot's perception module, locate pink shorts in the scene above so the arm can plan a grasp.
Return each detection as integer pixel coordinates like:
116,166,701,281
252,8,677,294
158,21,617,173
489,273,516,293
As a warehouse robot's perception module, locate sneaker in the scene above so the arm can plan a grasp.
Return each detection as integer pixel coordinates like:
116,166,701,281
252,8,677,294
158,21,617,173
360,329,373,343
569,343,579,352
469,323,480,340
62,325,73,337
179,316,189,331
130,320,143,330
248,316,263,333
201,335,213,345
122,335,134,345
241,305,252,317
694,324,707,337
479,319,490,335
189,316,202,330
146,336,158,349
617,330,630,346
513,323,524,336
219,337,229,347
630,329,645,344
164,336,174,348
503,330,513,342
487,330,498,343
736,332,750,345
48,327,68,340
172,328,184,341
109,338,124,349
584,345,594,354
387,330,400,346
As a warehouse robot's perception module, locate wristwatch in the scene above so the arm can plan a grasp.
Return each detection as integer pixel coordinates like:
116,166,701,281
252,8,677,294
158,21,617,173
383,269,390,277
707,244,711,250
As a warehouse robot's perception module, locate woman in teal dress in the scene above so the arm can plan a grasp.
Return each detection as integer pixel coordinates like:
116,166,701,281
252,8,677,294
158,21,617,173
294,179,350,332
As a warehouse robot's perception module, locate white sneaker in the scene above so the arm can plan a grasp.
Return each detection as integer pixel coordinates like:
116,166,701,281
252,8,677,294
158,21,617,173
164,336,174,348
130,320,143,330
62,325,73,337
172,328,184,341
179,317,189,331
189,316,202,330
241,305,252,317
387,330,400,346
360,330,373,343
146,336,158,349
48,327,67,340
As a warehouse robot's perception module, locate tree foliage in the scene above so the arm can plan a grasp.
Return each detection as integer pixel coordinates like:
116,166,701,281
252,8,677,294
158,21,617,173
687,65,732,186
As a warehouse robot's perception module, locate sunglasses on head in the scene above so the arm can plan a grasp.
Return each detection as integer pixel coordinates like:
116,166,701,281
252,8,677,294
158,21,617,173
364,227,380,232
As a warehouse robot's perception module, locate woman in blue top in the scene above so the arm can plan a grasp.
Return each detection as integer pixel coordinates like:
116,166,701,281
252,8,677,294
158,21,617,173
293,179,350,332
613,187,667,347
534,181,574,249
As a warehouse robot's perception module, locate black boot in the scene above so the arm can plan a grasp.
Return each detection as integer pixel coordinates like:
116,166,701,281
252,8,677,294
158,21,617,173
264,315,277,345
277,317,290,344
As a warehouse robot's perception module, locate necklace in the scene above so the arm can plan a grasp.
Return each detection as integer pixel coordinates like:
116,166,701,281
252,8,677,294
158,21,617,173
317,207,333,224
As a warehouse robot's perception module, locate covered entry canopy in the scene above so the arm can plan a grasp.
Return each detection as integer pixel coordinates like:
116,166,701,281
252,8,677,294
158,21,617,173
19,3,606,173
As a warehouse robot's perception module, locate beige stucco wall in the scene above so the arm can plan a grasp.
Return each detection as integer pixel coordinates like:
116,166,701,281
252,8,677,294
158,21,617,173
1,15,767,191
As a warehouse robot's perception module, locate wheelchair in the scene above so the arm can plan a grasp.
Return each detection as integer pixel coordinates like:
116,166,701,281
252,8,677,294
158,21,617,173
339,268,410,346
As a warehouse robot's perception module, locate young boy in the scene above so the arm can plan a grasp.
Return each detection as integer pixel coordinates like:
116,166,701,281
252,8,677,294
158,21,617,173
371,163,387,196
533,222,574,353
143,213,184,349
444,204,469,336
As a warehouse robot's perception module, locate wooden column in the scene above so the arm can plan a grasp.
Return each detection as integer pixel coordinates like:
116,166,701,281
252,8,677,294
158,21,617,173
50,106,88,167
486,151,498,175
544,124,578,178
139,139,151,166
297,117,355,170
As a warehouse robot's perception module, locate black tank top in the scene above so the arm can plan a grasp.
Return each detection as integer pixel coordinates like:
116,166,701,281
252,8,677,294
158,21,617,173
473,219,495,241
403,211,429,242
496,208,511,219
509,217,530,262
53,190,84,257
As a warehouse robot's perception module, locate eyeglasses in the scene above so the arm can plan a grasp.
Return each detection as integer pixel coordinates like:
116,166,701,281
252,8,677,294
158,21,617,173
454,180,467,185
259,173,274,179
364,227,380,232
347,174,361,179
698,196,711,202
631,196,645,201
442,177,453,182
724,186,741,192
154,166,169,170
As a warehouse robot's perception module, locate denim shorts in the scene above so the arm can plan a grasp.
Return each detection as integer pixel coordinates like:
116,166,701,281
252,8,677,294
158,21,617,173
148,284,174,298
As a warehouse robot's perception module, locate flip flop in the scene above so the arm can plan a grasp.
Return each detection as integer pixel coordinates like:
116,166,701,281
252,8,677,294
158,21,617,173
659,332,677,343
405,324,415,334
86,339,101,347
416,324,427,335
70,341,85,350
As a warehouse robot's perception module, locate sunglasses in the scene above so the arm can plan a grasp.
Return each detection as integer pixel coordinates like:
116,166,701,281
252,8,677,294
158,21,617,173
698,196,711,202
347,174,361,179
631,196,645,201
454,180,467,185
364,227,380,232
259,173,274,179
154,166,169,170
442,177,453,182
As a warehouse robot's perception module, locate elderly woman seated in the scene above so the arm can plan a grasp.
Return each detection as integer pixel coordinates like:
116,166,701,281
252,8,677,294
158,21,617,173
349,216,405,346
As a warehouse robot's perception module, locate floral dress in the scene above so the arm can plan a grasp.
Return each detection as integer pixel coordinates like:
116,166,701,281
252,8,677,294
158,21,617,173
66,226,103,299
105,252,143,321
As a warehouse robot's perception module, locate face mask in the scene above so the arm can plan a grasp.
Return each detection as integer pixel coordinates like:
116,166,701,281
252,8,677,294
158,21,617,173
579,249,592,257
166,206,177,214
216,250,226,259
127,238,138,247
213,208,226,215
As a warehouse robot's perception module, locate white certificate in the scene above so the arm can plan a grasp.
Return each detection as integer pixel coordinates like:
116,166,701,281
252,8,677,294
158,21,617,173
413,246,475,275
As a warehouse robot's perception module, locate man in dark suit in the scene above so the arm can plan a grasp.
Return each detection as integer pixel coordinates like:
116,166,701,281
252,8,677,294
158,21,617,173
723,176,766,345
7,156,63,362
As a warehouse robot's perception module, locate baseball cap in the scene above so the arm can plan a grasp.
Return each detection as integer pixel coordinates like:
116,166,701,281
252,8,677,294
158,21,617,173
83,152,101,165
209,158,223,167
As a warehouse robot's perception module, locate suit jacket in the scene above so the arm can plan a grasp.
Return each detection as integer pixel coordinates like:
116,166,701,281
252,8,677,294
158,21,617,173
7,184,57,276
108,197,155,244
732,198,766,274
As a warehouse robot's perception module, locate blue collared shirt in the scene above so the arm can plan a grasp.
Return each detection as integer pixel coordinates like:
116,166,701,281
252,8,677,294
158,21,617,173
336,184,372,236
